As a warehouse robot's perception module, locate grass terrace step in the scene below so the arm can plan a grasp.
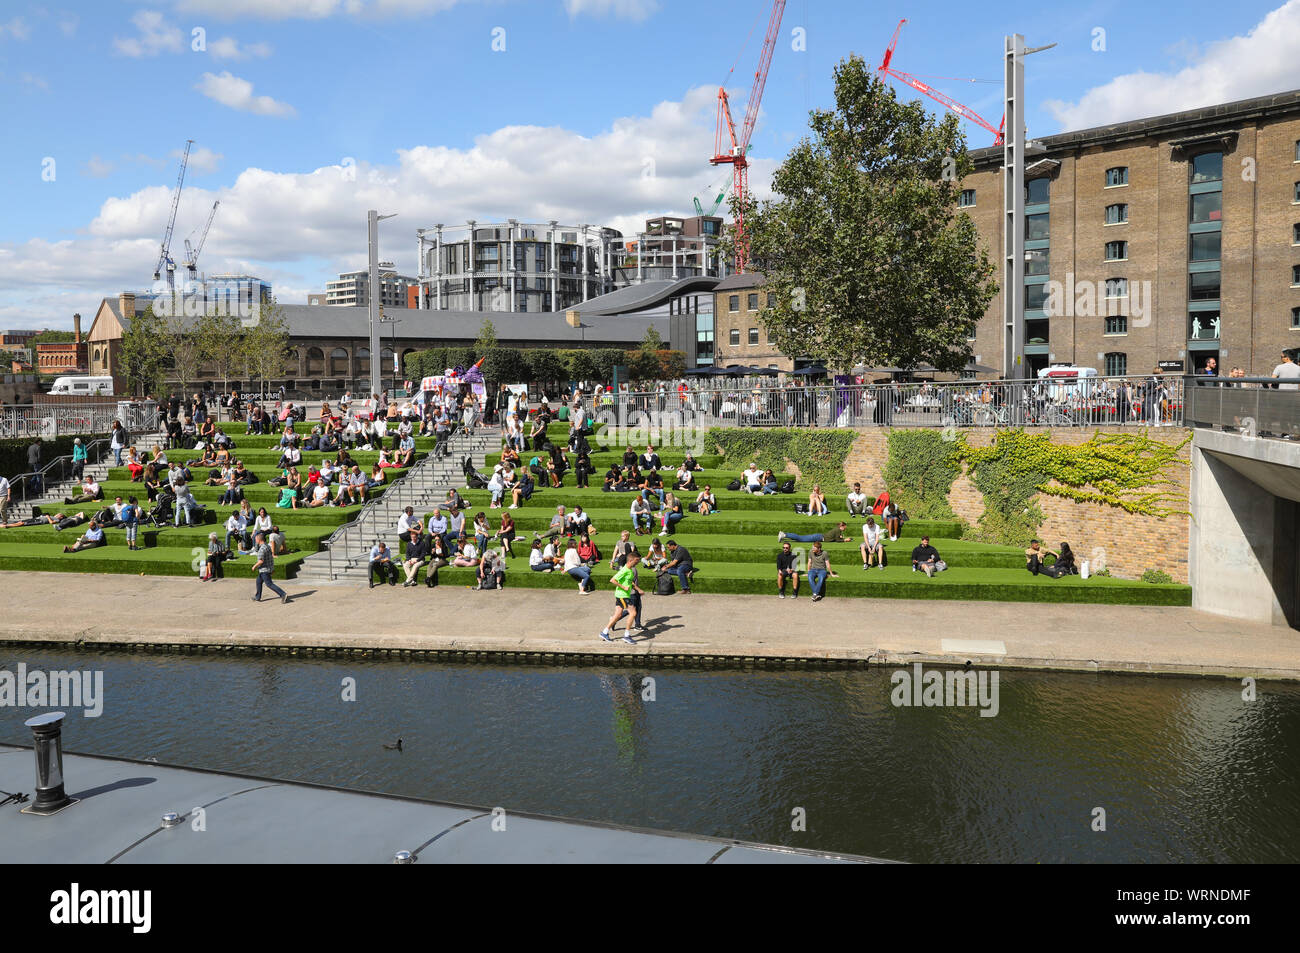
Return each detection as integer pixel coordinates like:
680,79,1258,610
399,562,1192,607
459,510,964,540
0,522,328,550
90,480,393,506
447,487,875,513
0,542,305,579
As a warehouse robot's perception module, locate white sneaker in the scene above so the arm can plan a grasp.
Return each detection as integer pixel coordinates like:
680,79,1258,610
509,504,518,509
659,529,667,536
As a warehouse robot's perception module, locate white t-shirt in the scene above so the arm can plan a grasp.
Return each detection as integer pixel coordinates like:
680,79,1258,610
630,498,648,517
848,491,867,509
1273,362,1300,391
312,483,328,502
529,548,545,568
397,512,419,534
743,467,762,486
0,476,10,500
863,523,882,547
563,548,582,571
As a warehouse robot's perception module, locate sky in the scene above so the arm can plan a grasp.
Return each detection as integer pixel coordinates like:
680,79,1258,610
0,0,1298,330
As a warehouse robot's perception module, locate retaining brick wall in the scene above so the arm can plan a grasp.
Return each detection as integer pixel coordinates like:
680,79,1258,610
842,426,1191,583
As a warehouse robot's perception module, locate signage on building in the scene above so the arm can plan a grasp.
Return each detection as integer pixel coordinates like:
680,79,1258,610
1158,360,1185,372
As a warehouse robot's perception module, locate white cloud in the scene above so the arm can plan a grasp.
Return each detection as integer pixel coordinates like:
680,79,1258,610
0,86,768,326
181,145,224,173
81,156,116,178
195,71,297,117
1046,0,1300,131
173,0,463,18
59,14,80,37
564,0,659,21
208,36,273,60
20,73,49,92
113,10,184,57
0,17,31,40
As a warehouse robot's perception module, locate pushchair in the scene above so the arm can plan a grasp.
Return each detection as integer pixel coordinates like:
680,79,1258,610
463,456,490,490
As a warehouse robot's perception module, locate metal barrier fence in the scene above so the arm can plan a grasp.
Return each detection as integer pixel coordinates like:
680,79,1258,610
1185,377,1300,437
593,375,1188,429
0,402,160,439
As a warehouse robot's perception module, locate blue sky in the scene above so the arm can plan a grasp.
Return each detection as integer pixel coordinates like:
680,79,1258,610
0,0,1297,328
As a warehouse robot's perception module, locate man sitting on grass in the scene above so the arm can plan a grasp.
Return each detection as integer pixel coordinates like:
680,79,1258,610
400,529,430,587
847,482,869,518
662,539,694,594
742,464,763,494
610,530,638,569
64,475,102,506
535,506,567,542
777,540,800,599
911,536,947,577
860,517,885,570
62,519,106,554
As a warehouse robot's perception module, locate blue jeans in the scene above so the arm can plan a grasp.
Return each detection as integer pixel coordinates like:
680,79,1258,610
667,562,692,590
632,513,652,531
783,532,823,543
662,512,684,532
567,565,592,588
176,502,198,526
808,568,828,596
762,482,778,495
113,447,124,466
642,488,665,504
255,569,286,600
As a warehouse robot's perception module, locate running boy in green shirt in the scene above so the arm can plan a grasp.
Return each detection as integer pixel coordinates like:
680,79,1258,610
600,552,642,645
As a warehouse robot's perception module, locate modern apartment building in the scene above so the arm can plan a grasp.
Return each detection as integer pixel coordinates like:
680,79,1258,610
962,89,1300,378
325,270,415,308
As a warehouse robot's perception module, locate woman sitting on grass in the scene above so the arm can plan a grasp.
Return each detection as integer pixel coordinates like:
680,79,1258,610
761,469,779,495
203,532,227,581
205,464,230,487
694,485,716,516
674,463,697,492
660,492,685,536
528,538,553,572
494,511,516,557
126,447,145,482
500,445,521,469
150,445,167,468
367,462,386,489
451,534,480,568
142,463,162,502
808,484,829,517
473,512,492,552
577,532,600,566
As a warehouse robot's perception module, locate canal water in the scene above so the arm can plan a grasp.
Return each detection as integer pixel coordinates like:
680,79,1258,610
3,648,1298,863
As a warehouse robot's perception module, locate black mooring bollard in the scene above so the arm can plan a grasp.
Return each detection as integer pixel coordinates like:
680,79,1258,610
22,711,78,816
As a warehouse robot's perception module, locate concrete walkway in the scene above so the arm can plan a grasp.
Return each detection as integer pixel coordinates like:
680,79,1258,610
3,572,1298,679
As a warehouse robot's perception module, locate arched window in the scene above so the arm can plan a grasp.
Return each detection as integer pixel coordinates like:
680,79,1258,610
329,347,349,376
306,347,325,375
380,348,394,375
356,348,370,375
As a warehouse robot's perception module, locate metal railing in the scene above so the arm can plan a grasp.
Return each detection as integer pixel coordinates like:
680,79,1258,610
321,426,489,578
5,438,111,509
593,375,1188,429
1185,376,1300,437
1,402,160,439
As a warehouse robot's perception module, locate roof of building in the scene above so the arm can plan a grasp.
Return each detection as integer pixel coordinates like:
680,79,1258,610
570,276,721,316
97,297,662,344
971,88,1300,165
713,272,767,291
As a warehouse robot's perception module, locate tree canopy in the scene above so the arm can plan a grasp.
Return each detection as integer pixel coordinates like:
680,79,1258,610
743,55,998,374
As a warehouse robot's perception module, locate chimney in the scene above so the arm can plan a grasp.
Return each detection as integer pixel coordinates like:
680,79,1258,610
73,313,82,344
118,292,135,319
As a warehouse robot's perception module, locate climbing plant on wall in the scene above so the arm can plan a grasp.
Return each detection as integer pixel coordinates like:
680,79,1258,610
882,428,1190,546
881,430,962,520
710,428,856,492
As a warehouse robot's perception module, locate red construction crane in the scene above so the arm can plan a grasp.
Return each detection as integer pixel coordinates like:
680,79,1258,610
711,0,786,274
878,19,1005,146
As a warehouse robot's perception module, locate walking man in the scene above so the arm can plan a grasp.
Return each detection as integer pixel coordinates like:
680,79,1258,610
251,531,291,603
600,552,641,644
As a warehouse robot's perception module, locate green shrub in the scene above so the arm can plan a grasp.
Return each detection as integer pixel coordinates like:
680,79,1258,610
710,428,855,492
1140,569,1174,585
883,430,961,521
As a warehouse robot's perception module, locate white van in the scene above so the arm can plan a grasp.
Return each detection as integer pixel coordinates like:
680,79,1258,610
1037,365,1098,400
48,376,114,396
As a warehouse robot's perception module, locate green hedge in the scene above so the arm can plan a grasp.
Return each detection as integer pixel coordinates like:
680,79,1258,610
709,427,856,492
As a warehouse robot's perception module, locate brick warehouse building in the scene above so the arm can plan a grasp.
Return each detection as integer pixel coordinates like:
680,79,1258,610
962,89,1300,378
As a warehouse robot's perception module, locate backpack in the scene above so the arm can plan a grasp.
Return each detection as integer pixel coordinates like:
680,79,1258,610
793,503,809,514
779,479,796,494
655,572,676,596
478,573,497,590
727,479,742,492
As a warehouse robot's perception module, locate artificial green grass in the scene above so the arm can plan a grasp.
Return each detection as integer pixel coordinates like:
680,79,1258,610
0,542,303,579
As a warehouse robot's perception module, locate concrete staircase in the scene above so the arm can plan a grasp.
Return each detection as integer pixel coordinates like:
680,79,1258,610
23,431,168,518
294,427,500,585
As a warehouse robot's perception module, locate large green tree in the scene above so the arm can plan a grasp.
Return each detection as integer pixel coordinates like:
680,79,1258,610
197,311,245,396
242,300,291,397
743,55,998,373
119,305,168,397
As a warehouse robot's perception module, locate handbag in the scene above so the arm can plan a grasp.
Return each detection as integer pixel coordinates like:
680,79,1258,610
727,479,742,492
898,510,910,523
793,503,809,514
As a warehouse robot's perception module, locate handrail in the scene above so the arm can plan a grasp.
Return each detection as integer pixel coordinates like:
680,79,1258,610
4,438,112,508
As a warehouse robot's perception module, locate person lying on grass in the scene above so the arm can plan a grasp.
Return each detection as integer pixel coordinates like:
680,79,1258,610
3,511,86,531
778,522,851,544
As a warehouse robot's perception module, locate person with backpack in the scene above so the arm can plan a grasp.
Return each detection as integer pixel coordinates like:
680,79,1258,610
121,496,140,551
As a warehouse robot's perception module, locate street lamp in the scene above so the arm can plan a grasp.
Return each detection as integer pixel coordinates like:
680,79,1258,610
379,309,402,395
367,209,397,399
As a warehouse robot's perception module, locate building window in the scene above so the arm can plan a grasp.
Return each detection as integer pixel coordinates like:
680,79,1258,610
1025,178,1050,204
1190,232,1221,261
959,189,976,207
1104,278,1127,298
1190,192,1222,224
1026,213,1050,240
748,328,759,345
1105,241,1128,261
1189,271,1221,301
1025,247,1049,276
1191,152,1223,184
766,292,776,308
1293,265,1300,287
1025,284,1049,310
1294,223,1300,244
1105,315,1128,335
1105,204,1129,225
1104,352,1127,377
729,329,740,346
1105,167,1129,188
1294,182,1300,203
729,295,739,312
1189,312,1221,340
747,293,759,310
1292,306,1300,329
